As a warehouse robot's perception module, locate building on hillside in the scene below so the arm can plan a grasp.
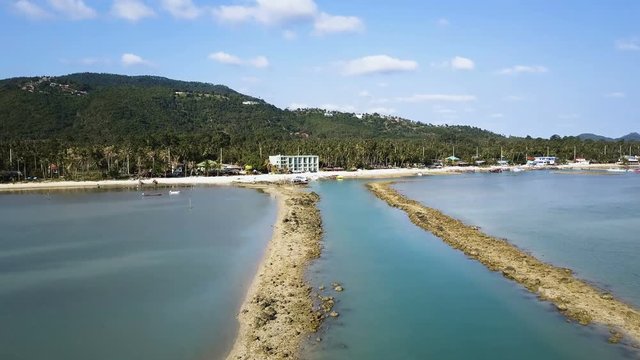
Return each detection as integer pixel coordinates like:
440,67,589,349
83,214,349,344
622,155,639,164
268,155,319,173
527,156,557,166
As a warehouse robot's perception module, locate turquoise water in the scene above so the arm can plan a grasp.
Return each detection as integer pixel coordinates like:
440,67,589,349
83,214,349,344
305,179,635,359
394,171,640,307
0,187,276,360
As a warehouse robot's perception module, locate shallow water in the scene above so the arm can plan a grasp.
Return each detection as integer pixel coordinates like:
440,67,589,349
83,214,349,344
394,171,640,307
0,187,276,360
305,179,635,359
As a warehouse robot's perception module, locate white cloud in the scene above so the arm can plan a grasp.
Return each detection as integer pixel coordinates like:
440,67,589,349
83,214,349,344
314,12,364,35
208,51,269,68
161,0,201,19
14,0,52,19
47,0,96,20
398,94,477,102
282,29,297,40
249,56,269,68
214,0,363,35
615,38,640,51
343,55,418,76
121,53,150,66
112,0,155,21
489,113,504,118
451,56,475,70
358,90,371,97
208,51,243,65
436,18,449,27
604,92,626,98
214,0,317,25
368,107,396,115
498,65,548,75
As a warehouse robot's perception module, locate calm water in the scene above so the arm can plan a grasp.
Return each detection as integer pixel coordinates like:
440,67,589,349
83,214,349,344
0,187,276,360
305,179,635,359
394,171,640,307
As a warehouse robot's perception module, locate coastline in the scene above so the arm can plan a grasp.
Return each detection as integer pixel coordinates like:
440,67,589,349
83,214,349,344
367,181,640,346
1,163,636,193
226,184,323,360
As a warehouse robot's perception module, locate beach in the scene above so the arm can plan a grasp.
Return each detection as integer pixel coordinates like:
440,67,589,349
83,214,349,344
226,184,323,360
1,163,636,193
367,181,640,347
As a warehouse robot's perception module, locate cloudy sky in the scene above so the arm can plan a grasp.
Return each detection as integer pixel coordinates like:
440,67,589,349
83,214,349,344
2,0,639,137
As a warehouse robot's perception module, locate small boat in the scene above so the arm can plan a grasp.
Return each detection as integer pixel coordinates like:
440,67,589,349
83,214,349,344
417,172,423,176
142,192,162,197
336,175,344,181
606,168,627,173
291,175,309,184
489,168,503,173
169,190,181,195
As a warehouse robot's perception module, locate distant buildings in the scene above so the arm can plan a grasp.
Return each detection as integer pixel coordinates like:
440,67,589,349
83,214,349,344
622,155,639,164
268,155,319,173
527,156,557,166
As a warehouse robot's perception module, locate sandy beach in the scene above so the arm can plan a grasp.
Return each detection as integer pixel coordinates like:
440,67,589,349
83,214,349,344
226,184,323,360
367,181,640,347
1,163,636,193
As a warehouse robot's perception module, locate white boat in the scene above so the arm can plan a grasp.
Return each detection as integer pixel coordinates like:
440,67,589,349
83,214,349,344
169,190,181,195
291,175,308,184
606,168,626,173
511,167,525,173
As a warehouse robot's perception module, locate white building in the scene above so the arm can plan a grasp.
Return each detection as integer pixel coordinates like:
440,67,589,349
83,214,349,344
527,156,557,166
269,155,319,173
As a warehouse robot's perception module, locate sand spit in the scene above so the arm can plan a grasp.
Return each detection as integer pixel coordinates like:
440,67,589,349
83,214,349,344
226,185,323,360
367,181,640,346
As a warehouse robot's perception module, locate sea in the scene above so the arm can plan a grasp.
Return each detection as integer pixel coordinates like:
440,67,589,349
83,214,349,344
0,187,276,360
1,171,639,360
305,173,638,359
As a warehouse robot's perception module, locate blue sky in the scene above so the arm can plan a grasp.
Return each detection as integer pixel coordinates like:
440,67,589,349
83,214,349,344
1,0,639,138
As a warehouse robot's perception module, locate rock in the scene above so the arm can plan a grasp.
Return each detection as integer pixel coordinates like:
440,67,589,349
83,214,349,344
608,331,623,344
601,293,614,300
318,285,325,291
329,311,339,317
334,285,344,292
556,303,568,311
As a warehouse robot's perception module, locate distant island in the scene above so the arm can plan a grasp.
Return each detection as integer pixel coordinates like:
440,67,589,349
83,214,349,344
0,73,638,181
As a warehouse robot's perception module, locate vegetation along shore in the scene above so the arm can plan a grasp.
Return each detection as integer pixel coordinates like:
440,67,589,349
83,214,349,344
367,181,640,347
227,185,323,360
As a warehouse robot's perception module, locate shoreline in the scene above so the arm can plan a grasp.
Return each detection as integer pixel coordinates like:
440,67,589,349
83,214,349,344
226,184,323,360
367,181,640,347
2,163,636,193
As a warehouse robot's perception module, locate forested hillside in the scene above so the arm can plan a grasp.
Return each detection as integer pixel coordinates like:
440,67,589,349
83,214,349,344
0,73,638,180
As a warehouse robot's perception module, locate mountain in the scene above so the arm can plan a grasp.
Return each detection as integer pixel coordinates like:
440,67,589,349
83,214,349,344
0,73,501,144
576,133,613,141
619,132,640,141
577,132,640,141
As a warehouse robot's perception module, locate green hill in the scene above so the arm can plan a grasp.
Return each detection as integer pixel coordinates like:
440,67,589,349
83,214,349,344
0,73,500,144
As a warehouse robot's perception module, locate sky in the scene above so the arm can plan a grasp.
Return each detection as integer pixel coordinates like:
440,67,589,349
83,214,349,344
1,0,639,138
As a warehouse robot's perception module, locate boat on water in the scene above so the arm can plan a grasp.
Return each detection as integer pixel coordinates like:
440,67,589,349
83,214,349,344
142,192,162,197
291,175,309,184
511,167,525,173
489,168,503,173
606,168,627,173
336,175,344,181
169,190,181,195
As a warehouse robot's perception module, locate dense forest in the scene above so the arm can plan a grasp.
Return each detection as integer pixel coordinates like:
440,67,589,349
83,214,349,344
1,73,638,180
